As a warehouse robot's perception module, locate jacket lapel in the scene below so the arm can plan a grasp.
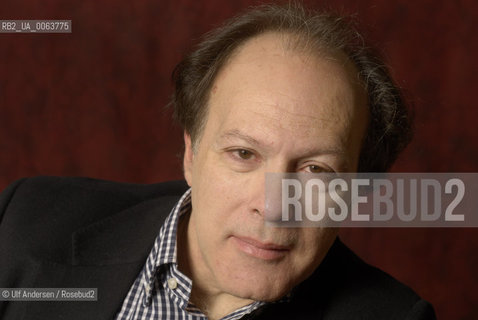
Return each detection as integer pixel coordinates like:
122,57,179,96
23,195,180,320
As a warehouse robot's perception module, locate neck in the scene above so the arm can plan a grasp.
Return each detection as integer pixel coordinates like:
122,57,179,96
177,213,255,320
190,286,254,320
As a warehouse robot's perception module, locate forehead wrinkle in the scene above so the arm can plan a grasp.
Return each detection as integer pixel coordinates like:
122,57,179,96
246,96,334,126
218,98,352,154
249,101,347,140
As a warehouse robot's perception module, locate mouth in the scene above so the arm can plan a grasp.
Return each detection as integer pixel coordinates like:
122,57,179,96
230,236,290,260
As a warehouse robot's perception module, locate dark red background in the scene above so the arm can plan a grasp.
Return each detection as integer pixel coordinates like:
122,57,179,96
1,0,477,318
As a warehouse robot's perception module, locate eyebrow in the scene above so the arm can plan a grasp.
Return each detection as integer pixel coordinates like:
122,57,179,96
219,129,347,156
218,129,352,171
218,129,268,148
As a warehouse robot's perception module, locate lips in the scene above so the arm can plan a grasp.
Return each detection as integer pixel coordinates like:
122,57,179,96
231,236,290,260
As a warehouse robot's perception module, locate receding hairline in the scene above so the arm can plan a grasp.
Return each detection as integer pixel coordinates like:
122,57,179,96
190,30,368,151
219,30,361,78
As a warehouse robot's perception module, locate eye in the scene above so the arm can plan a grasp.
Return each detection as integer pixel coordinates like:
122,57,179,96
302,163,335,173
307,165,323,173
234,149,254,160
226,148,260,172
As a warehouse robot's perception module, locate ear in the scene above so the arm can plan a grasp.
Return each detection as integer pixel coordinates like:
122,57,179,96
183,131,194,187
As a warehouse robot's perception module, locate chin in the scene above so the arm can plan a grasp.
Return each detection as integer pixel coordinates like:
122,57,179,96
222,275,294,302
241,286,290,302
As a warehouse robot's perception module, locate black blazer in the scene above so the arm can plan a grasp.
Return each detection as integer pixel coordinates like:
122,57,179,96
0,177,436,320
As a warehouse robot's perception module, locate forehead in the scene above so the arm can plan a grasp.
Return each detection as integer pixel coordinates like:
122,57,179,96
204,32,368,166
210,33,365,117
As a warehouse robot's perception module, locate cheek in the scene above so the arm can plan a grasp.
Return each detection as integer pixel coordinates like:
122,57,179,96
191,161,246,236
193,153,254,212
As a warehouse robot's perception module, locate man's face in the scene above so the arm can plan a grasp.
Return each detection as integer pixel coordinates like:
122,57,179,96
182,33,368,302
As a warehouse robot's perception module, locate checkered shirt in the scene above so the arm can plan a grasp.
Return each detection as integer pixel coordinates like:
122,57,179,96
115,189,266,320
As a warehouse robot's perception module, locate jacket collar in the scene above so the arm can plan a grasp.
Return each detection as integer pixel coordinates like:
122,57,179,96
48,194,182,319
71,195,180,266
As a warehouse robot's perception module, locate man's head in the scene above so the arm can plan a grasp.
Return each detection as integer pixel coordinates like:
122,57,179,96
172,2,411,309
172,3,412,173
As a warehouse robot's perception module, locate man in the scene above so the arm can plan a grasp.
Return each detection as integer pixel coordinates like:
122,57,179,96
0,4,435,320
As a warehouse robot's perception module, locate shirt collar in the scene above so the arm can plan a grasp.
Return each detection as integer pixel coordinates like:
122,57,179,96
142,188,192,300
157,188,192,266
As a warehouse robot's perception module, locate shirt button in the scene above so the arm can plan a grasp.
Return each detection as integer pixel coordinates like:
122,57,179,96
167,278,178,290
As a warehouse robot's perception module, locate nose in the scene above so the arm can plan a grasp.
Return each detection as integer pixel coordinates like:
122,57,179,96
246,170,267,218
248,161,291,222
264,172,294,223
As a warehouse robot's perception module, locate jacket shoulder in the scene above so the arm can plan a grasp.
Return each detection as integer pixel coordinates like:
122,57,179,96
1,176,188,227
255,239,436,319
0,176,189,263
2,176,188,202
1,176,188,214
316,240,436,319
